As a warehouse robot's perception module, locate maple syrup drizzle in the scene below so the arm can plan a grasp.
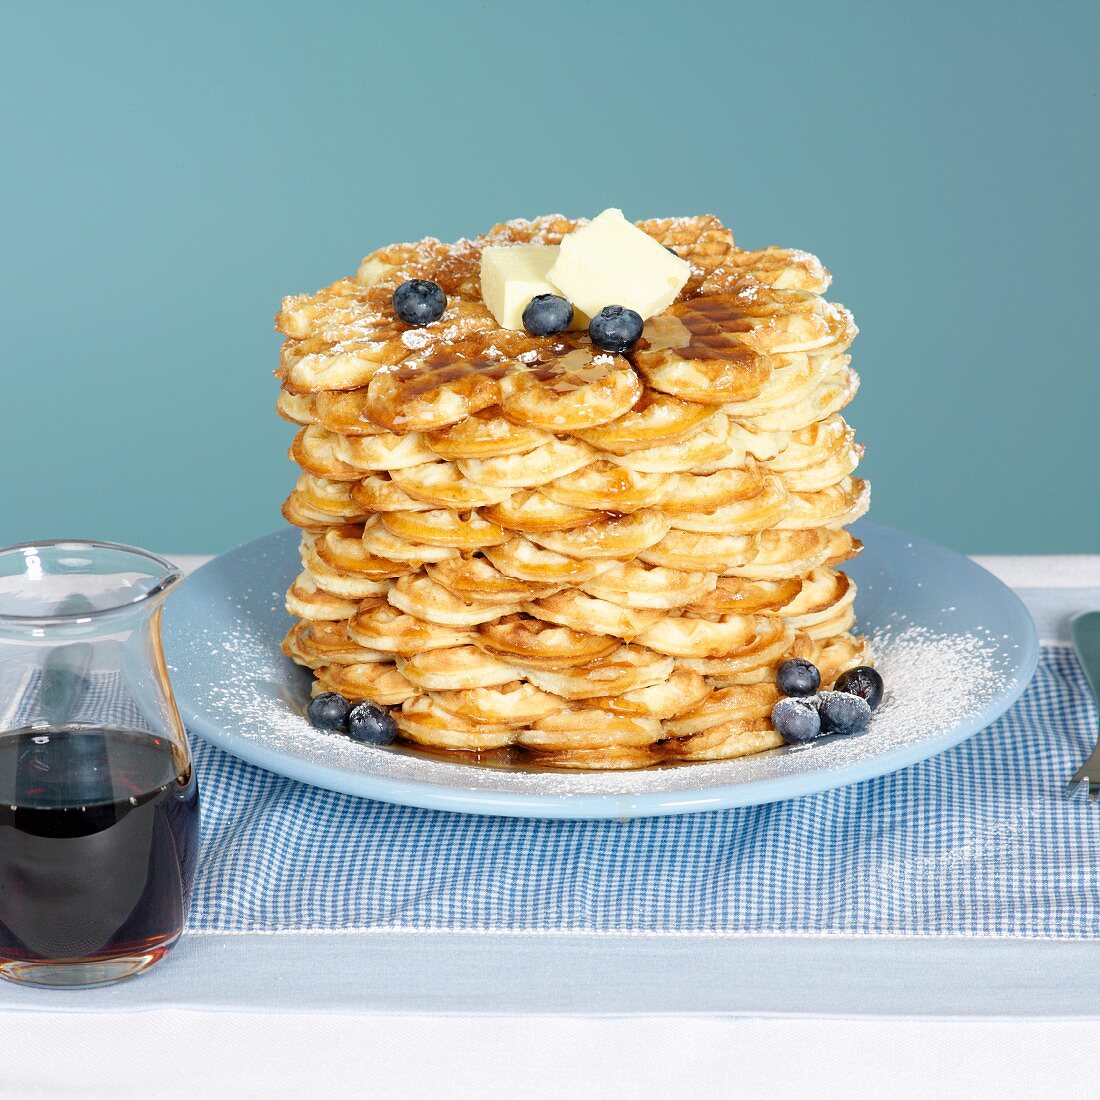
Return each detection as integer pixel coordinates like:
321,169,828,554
375,331,623,426
372,287,793,426
656,297,761,362
518,341,623,394
386,352,513,401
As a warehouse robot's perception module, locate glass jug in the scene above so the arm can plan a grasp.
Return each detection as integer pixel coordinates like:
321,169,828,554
0,540,198,987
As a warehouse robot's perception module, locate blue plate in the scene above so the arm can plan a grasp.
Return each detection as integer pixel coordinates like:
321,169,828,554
164,521,1038,819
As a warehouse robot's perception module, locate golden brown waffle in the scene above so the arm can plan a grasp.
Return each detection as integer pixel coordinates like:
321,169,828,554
275,213,869,769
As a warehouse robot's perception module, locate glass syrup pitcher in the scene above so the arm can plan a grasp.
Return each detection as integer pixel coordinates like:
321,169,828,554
0,540,199,988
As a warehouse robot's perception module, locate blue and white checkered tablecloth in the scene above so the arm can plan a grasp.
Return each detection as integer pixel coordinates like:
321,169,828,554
10,647,1100,937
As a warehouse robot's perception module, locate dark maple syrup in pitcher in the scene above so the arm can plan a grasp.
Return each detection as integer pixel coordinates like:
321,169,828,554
0,724,199,973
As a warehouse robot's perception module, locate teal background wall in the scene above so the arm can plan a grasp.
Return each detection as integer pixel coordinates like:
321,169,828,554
2,0,1097,555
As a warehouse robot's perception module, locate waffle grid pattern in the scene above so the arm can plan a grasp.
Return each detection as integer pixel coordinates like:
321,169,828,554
275,215,870,768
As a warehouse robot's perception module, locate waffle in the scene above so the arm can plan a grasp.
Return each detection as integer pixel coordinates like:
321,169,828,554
276,213,870,769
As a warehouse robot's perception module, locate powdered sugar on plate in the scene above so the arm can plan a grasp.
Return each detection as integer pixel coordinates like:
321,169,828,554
164,525,1037,812
175,608,1017,800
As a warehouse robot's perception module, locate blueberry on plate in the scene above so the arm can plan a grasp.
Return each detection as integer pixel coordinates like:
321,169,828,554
392,279,447,326
307,691,350,731
589,305,644,353
833,665,884,711
816,691,872,736
771,697,822,745
522,294,574,336
776,658,821,697
347,701,399,745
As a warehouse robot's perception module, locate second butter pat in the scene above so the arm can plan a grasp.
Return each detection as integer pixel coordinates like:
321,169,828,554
480,245,588,331
548,208,691,321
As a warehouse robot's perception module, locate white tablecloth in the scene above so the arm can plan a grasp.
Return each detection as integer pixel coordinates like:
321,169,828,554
1,553,1097,1100
5,1013,1095,1099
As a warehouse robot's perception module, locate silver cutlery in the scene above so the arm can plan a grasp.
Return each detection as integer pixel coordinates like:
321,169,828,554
1068,610,1100,799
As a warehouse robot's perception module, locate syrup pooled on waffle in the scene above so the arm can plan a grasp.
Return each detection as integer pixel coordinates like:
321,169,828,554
276,213,869,769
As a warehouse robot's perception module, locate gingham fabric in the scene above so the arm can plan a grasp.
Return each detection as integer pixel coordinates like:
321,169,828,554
8,647,1100,936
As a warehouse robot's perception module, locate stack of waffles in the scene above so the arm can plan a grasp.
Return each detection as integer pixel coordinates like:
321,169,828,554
275,214,869,769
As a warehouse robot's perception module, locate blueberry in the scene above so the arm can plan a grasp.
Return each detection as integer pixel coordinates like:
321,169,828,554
307,691,350,731
833,665,884,711
392,279,446,326
347,701,398,745
522,294,574,337
588,305,644,354
816,691,872,735
776,658,821,698
771,697,822,745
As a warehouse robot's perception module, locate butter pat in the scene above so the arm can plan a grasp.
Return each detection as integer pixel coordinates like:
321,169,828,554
480,244,587,331
548,208,691,320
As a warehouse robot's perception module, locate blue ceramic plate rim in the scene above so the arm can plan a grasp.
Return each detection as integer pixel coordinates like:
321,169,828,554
165,520,1039,819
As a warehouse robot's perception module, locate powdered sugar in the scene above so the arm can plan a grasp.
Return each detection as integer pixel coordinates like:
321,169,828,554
866,623,1010,741
175,608,1021,802
400,328,433,350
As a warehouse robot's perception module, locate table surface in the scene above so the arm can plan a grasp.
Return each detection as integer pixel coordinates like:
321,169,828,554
3,552,1098,1099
